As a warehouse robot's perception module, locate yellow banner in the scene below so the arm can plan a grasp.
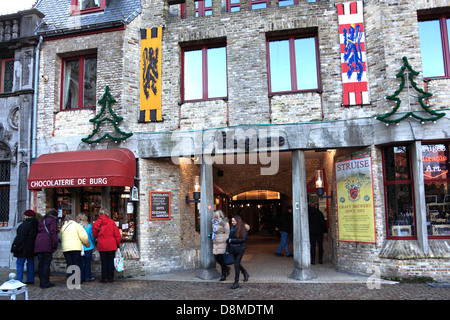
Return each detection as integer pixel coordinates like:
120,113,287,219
140,26,163,122
335,156,376,243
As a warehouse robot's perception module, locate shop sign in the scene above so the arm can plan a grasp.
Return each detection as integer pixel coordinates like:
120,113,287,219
422,144,448,180
335,156,376,243
150,191,171,220
29,177,109,189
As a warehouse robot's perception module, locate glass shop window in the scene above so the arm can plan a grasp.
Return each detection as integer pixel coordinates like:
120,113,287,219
422,143,450,238
383,146,416,238
111,187,136,242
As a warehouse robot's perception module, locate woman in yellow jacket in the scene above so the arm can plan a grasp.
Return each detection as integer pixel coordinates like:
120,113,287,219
60,215,89,280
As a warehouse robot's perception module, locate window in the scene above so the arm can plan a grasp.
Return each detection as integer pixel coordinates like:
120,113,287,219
227,0,240,12
195,0,212,17
0,161,10,227
279,0,297,6
267,34,320,94
70,0,106,14
422,143,450,238
418,14,450,78
383,146,416,238
0,58,14,93
250,0,268,9
61,55,97,110
182,44,227,101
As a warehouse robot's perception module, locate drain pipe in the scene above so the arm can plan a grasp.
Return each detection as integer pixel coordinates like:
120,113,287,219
32,35,42,160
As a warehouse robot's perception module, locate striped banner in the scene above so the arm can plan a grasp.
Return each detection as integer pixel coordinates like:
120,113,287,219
337,1,370,106
139,26,163,122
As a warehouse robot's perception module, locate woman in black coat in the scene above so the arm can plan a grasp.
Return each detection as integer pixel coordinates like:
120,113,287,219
227,215,249,289
11,210,38,284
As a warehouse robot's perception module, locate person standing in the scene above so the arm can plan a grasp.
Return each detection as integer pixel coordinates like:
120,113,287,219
60,215,89,281
211,210,230,281
11,210,38,284
308,205,328,264
92,208,121,283
76,213,96,282
275,206,293,257
228,215,249,289
34,208,59,288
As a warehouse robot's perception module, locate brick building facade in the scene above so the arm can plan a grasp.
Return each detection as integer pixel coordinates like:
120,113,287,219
17,0,450,281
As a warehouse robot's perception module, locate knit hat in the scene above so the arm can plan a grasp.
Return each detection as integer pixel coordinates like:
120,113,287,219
24,209,36,217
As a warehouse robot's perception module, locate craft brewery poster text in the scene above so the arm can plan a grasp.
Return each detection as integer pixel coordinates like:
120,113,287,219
335,156,376,243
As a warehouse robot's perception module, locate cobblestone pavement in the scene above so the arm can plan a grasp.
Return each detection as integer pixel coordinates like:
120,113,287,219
1,268,449,301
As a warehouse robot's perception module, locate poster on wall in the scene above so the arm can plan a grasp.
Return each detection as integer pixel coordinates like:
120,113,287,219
139,26,163,123
336,156,376,243
150,191,171,220
337,1,370,106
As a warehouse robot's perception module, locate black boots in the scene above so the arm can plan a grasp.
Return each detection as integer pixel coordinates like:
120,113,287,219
243,270,249,282
220,267,230,281
231,270,249,289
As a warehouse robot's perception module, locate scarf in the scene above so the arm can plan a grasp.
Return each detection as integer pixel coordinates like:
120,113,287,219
211,218,221,240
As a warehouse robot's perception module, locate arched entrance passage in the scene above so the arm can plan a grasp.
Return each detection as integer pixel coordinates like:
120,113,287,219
228,190,287,237
199,150,315,280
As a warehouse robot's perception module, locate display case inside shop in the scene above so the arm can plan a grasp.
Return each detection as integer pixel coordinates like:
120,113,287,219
111,186,136,242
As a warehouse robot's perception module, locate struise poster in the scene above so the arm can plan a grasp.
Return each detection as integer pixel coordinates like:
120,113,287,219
336,156,376,243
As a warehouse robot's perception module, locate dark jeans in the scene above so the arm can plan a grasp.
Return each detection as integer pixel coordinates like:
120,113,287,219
80,249,93,281
231,250,247,281
100,251,115,281
37,252,53,288
63,250,82,278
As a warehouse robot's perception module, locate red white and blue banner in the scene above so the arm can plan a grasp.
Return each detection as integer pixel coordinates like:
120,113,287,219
337,1,370,106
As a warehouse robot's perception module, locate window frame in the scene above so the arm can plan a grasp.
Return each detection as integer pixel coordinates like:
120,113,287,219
226,0,240,12
278,0,298,7
250,0,268,10
266,33,321,95
60,54,97,111
418,13,450,78
0,161,10,227
382,145,417,240
70,0,106,15
195,0,212,17
181,43,228,102
0,58,14,94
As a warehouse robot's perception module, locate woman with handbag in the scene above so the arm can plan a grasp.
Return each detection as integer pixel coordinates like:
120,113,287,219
211,210,230,281
92,208,121,283
34,208,59,289
227,215,249,289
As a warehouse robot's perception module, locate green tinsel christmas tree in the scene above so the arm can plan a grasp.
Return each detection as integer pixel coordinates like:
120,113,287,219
376,56,445,125
82,86,133,144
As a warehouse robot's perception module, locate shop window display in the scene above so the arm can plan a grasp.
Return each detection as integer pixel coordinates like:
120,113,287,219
54,186,136,242
423,143,450,237
383,146,416,238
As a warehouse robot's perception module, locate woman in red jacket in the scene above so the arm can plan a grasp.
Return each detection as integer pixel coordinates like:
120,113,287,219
92,208,121,283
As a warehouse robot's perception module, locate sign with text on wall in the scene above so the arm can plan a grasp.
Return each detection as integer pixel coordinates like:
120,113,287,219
150,191,171,220
336,156,376,243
